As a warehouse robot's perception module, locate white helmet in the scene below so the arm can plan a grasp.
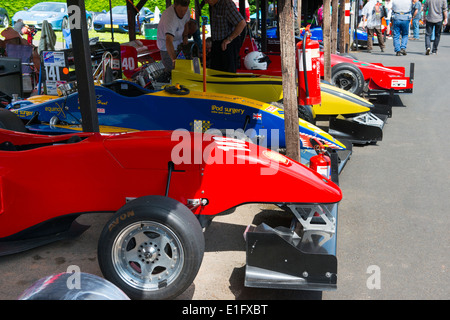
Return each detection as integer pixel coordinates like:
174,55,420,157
244,51,270,70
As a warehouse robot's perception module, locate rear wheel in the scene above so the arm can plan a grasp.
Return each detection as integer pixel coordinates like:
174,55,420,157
331,62,365,96
98,195,205,300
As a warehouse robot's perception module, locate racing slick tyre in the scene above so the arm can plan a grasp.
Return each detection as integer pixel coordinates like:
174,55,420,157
0,108,27,132
269,101,315,124
98,195,205,300
297,104,315,125
62,17,69,30
331,63,365,96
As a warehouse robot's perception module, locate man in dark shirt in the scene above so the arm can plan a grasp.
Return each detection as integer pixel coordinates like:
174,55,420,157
423,0,448,54
205,0,246,72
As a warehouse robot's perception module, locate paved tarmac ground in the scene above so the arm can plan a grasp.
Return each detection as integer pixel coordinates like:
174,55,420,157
0,31,449,302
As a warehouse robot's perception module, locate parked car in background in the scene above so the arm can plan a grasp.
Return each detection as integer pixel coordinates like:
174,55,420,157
0,7,9,28
93,6,154,34
12,2,93,31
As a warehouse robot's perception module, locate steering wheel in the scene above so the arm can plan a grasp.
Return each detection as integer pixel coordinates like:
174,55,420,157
164,83,190,95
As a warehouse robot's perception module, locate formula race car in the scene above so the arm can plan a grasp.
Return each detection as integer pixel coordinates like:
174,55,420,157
239,34,414,98
0,128,342,298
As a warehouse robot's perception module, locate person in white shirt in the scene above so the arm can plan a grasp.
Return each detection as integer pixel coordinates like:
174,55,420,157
362,0,386,52
157,0,192,71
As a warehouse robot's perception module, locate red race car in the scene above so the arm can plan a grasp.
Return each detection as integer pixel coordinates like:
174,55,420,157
0,128,342,299
239,35,414,98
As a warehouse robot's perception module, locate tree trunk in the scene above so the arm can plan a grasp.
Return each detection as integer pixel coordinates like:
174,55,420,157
322,0,332,82
279,0,300,162
331,0,339,54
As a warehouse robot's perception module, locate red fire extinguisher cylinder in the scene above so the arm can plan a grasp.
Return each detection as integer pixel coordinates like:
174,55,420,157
310,152,331,179
297,31,321,106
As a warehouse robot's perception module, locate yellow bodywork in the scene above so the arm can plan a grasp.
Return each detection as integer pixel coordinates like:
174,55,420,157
172,59,372,117
26,95,60,105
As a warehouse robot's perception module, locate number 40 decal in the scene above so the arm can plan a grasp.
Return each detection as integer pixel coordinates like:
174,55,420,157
122,57,136,71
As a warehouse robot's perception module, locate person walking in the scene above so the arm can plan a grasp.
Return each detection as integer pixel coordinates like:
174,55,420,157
411,0,422,40
391,0,412,55
358,0,365,26
423,0,448,54
385,0,393,38
204,0,246,73
362,0,386,53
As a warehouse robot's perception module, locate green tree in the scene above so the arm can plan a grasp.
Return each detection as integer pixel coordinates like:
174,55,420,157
1,0,213,18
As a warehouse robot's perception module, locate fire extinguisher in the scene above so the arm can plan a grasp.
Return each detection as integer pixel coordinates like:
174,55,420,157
297,26,321,106
310,139,331,179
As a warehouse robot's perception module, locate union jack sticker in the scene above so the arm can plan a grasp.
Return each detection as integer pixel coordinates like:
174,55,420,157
253,113,262,121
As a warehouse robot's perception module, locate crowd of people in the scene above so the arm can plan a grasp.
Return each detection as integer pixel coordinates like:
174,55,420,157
3,0,446,76
358,0,448,55
156,0,448,74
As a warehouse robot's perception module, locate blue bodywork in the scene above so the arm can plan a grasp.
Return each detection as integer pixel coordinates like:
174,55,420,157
93,6,154,33
12,2,93,31
7,80,346,154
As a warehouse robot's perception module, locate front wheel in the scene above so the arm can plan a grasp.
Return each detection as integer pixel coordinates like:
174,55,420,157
87,16,92,30
98,195,205,300
61,17,69,30
140,20,147,35
269,100,315,124
2,15,9,28
331,62,365,96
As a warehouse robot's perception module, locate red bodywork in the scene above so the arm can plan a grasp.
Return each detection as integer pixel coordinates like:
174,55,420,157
120,40,161,78
0,129,341,239
318,52,414,92
238,36,414,93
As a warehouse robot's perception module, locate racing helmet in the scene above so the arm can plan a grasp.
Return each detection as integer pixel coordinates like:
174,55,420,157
244,51,271,70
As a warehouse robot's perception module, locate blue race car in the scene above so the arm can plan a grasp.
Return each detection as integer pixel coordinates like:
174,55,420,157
4,79,349,171
93,6,154,35
12,2,93,31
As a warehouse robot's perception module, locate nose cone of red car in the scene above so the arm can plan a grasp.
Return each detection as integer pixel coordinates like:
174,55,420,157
197,135,342,208
104,130,342,215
